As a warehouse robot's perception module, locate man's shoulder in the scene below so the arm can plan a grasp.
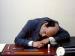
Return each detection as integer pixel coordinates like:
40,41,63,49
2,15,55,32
29,17,50,22
34,17,50,21
27,18,42,27
27,17,53,26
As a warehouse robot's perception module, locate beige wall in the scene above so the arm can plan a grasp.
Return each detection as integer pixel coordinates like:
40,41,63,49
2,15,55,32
0,0,75,43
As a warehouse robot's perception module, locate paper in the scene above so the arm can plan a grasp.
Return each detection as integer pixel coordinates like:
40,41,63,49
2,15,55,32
0,44,6,52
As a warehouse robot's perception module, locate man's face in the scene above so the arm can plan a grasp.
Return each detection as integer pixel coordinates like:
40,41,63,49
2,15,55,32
40,23,59,37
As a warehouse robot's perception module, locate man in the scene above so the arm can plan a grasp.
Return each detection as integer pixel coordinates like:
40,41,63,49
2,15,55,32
14,17,70,48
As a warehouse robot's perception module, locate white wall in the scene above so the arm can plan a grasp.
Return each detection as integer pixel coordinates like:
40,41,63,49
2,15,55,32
0,0,75,43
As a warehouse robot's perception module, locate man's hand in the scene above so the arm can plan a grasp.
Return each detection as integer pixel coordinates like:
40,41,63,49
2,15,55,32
32,38,50,48
40,38,49,44
32,41,44,48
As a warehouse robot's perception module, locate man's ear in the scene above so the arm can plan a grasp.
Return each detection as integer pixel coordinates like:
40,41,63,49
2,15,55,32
55,23,59,31
44,22,48,26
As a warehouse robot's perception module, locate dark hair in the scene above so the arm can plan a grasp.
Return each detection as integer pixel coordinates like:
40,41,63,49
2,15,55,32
46,19,58,27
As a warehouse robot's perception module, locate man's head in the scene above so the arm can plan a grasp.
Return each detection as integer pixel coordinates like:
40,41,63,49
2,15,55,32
40,20,59,37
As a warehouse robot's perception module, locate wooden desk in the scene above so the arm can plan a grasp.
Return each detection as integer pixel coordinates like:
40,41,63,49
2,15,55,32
1,44,56,56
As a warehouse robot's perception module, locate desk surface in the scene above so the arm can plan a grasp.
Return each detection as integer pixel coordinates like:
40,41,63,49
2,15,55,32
2,37,75,56
1,44,56,56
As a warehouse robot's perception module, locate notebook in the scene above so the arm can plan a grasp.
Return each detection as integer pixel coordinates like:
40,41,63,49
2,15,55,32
0,44,6,52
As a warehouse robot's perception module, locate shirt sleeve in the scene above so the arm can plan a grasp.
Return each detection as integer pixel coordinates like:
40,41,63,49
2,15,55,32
49,37,57,45
28,41,33,46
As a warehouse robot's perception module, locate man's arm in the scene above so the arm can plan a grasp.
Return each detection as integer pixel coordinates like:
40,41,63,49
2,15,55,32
14,20,34,46
40,27,70,45
14,19,45,48
54,27,70,43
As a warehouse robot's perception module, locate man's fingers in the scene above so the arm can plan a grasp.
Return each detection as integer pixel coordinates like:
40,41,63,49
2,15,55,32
40,38,49,44
41,41,46,44
32,41,45,48
37,43,44,48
